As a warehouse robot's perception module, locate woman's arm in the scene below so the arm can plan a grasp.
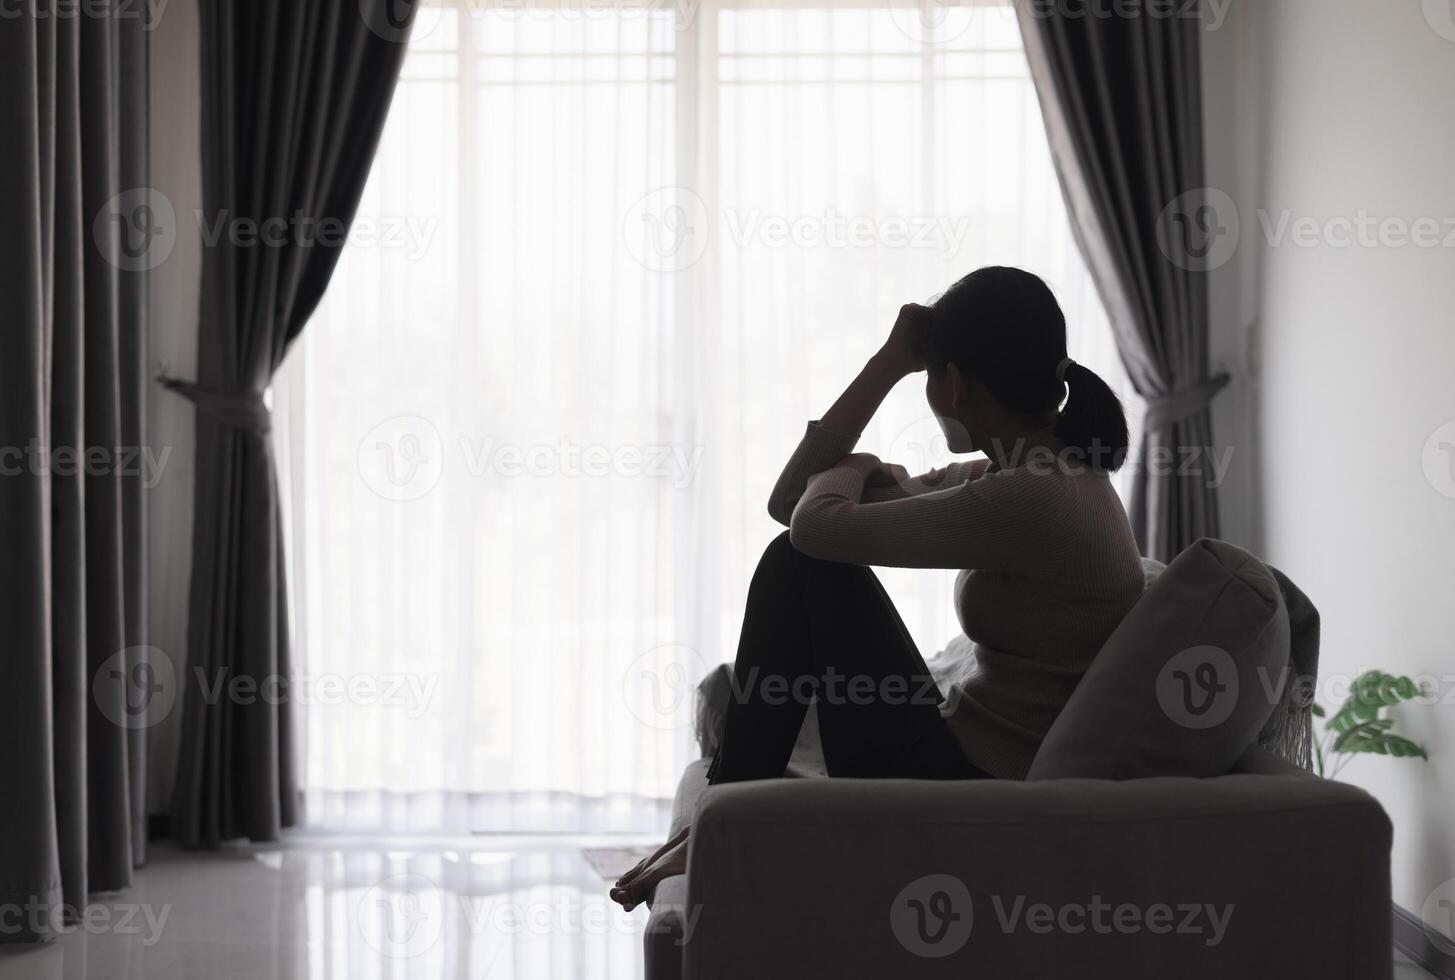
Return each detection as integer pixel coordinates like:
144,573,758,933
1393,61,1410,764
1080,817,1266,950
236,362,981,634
789,464,1065,571
860,459,992,503
820,305,925,436
765,306,928,525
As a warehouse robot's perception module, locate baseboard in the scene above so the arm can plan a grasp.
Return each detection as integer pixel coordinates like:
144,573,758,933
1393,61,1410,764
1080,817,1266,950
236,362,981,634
1394,903,1455,979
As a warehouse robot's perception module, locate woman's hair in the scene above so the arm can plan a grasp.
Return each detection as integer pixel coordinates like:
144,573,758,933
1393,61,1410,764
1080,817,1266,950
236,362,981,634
915,266,1129,473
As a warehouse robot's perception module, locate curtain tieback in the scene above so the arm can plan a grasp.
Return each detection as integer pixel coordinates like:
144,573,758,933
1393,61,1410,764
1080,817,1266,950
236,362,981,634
158,376,271,434
1143,372,1231,433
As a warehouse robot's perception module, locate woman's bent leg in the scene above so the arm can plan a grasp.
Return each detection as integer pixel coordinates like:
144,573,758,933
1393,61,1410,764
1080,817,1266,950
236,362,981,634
709,531,982,783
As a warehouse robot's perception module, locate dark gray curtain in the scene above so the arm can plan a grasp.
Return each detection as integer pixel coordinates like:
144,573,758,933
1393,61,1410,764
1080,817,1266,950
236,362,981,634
0,1,149,942
160,0,414,847
1016,0,1229,562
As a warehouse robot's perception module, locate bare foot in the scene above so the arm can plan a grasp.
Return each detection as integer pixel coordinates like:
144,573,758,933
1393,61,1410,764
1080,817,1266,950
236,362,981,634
615,826,689,892
609,835,689,911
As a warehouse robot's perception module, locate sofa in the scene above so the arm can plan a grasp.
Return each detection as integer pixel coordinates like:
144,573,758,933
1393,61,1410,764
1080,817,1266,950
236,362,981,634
642,540,1394,980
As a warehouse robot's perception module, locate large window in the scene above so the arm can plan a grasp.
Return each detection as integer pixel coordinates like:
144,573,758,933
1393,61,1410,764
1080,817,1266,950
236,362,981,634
275,0,1139,833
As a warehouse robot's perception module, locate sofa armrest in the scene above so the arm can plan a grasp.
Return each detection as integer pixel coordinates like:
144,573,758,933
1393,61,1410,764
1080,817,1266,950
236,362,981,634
684,774,1391,980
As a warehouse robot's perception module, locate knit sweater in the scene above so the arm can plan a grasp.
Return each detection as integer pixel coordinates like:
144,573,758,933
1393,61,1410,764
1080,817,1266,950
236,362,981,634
768,421,1145,779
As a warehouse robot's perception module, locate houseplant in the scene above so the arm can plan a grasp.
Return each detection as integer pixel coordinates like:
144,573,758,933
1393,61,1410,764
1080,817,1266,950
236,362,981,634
1312,670,1428,778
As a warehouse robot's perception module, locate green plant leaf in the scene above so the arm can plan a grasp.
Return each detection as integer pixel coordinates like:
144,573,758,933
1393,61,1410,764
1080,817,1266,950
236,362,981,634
1342,734,1427,760
1312,703,1326,718
1332,718,1393,753
1326,672,1424,734
1331,719,1427,760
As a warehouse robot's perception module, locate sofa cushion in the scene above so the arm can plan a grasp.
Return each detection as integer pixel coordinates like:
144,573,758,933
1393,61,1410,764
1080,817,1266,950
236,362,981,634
1027,538,1290,781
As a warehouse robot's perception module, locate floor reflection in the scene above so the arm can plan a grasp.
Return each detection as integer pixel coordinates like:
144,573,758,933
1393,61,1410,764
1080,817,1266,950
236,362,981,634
0,836,655,980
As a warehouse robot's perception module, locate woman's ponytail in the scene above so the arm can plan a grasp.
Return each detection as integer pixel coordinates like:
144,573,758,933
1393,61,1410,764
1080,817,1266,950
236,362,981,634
1053,360,1130,474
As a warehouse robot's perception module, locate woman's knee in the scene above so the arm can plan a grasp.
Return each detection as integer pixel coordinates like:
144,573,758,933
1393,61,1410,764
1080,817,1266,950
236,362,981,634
759,529,865,583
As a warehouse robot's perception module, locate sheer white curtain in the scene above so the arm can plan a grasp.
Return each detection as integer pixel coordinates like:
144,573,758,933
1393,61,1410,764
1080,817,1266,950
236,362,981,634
274,0,1140,834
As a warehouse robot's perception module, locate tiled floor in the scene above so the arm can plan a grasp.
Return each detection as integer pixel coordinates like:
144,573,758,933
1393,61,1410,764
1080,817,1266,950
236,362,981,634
0,838,1442,979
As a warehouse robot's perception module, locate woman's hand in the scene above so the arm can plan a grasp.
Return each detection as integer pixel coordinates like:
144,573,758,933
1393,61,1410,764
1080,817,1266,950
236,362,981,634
875,304,930,378
818,303,930,437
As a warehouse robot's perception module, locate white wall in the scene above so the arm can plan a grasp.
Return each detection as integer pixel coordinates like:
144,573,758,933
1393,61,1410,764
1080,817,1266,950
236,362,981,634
1209,0,1455,922
147,0,202,814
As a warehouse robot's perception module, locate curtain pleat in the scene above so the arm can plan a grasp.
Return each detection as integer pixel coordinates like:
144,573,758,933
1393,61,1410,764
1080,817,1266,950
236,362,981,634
0,0,149,942
163,0,413,847
1017,0,1226,561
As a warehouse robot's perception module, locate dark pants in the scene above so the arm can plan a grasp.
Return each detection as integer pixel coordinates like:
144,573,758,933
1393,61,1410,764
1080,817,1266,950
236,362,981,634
708,532,991,784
